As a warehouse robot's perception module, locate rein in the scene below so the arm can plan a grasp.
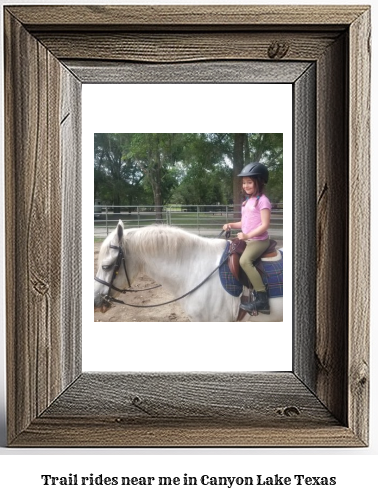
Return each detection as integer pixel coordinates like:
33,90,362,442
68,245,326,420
94,228,231,308
94,243,161,305
104,252,230,309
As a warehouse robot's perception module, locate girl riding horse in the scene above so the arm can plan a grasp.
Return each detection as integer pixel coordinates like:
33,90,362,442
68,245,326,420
223,162,271,314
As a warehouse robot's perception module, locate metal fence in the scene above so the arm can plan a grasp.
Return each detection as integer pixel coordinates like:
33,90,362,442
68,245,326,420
94,204,283,242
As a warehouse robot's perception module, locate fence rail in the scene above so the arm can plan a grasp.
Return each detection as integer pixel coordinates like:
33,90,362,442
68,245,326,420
94,204,283,242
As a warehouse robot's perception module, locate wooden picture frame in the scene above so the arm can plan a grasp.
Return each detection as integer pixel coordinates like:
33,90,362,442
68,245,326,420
4,5,370,447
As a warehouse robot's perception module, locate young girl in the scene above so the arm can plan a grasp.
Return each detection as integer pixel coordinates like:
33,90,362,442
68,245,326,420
223,162,271,314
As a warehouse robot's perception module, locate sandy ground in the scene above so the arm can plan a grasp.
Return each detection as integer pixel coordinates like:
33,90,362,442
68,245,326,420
94,243,190,322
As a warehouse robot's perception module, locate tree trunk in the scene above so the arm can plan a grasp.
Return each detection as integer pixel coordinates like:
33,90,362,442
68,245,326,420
113,193,121,214
252,133,266,162
154,187,163,220
244,134,251,164
151,161,163,221
233,133,245,215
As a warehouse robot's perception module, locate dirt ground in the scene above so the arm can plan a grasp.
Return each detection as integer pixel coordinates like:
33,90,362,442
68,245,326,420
94,243,190,322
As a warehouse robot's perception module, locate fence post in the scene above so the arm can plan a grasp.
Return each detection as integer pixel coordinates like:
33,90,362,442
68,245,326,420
105,207,109,235
197,205,200,235
137,206,140,228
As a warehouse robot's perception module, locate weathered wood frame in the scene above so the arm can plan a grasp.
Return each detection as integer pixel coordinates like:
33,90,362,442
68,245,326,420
4,5,370,447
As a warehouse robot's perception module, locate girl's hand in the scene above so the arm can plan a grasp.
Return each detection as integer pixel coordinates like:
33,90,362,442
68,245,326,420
223,224,231,231
237,232,247,240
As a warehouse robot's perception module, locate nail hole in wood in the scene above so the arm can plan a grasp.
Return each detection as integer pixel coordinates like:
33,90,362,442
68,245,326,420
268,41,289,59
277,406,301,417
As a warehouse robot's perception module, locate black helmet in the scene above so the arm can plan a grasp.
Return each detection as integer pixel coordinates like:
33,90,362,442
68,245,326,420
237,162,269,184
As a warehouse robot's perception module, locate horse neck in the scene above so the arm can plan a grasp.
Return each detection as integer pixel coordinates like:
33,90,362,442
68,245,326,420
126,228,226,292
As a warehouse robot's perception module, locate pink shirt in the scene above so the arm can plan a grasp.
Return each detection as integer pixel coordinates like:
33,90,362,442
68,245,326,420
241,194,271,240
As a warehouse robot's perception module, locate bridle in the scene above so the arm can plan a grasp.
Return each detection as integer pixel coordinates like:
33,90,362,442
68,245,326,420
94,244,131,305
94,228,230,308
94,243,160,305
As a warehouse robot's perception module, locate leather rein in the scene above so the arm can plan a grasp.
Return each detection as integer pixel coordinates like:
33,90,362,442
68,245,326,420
94,244,161,306
94,229,230,308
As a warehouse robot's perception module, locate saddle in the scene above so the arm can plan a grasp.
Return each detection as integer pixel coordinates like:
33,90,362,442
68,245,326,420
225,238,279,321
228,239,278,288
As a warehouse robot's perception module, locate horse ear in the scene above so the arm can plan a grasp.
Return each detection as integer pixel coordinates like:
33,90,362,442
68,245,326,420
117,220,124,241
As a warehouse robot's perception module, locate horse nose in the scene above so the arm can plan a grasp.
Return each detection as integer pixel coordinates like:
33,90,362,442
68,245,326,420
94,293,110,313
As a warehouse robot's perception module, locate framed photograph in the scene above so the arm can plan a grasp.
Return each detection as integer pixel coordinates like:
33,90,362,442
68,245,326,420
87,90,291,371
4,5,370,447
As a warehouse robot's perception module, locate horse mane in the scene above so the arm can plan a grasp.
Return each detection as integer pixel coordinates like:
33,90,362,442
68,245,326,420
98,224,224,269
123,224,221,259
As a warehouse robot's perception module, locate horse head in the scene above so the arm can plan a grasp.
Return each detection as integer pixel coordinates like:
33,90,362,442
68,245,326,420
94,220,137,312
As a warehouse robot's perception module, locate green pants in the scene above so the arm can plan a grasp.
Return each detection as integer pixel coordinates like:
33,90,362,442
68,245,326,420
239,239,270,292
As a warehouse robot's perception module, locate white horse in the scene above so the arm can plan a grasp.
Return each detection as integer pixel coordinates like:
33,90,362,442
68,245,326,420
94,221,283,322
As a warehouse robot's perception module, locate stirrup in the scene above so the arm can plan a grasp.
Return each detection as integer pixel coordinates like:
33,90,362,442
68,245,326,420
240,289,270,315
240,290,259,316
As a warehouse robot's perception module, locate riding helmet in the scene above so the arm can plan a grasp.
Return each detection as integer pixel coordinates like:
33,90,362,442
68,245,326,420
237,162,269,184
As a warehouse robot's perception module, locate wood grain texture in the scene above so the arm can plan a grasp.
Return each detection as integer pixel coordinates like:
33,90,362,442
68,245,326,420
4,12,62,442
7,5,367,29
316,34,348,426
37,32,339,63
4,5,370,447
348,9,371,445
60,69,82,388
293,64,317,390
11,419,364,448
66,60,311,84
42,373,334,422
12,373,363,447
4,11,80,444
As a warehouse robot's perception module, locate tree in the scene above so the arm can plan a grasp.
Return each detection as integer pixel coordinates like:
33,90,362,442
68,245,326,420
94,133,148,209
94,133,283,211
94,133,129,211
232,133,246,206
169,133,233,206
125,134,183,219
248,133,283,203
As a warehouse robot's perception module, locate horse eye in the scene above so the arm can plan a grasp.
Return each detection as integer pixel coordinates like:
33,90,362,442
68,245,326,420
102,264,114,271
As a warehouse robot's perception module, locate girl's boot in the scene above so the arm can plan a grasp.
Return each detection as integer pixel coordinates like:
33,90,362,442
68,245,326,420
240,291,270,315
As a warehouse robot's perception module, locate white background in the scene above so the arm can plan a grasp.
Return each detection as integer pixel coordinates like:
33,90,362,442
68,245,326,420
84,83,292,372
0,0,377,498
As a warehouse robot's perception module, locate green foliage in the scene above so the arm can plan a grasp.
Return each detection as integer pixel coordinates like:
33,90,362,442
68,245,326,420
94,133,283,207
249,133,283,204
94,133,144,206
